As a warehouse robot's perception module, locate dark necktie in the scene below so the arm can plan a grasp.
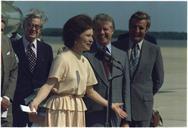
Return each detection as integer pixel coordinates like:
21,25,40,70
129,44,139,78
26,43,37,73
102,46,111,78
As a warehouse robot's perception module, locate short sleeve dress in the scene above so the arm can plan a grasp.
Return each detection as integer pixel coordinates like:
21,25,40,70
43,49,97,127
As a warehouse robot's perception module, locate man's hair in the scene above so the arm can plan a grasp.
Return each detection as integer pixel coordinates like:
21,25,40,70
23,9,47,28
129,11,151,30
62,14,93,48
93,13,115,30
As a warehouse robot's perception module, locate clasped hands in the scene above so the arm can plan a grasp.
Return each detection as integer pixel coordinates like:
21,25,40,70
1,97,10,112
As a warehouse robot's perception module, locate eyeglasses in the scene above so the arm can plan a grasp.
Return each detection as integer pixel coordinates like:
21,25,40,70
27,23,42,30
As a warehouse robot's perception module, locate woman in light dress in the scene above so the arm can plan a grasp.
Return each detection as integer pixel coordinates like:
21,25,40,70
29,14,126,127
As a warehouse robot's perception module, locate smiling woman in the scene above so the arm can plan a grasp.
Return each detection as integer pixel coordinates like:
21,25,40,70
29,14,126,127
74,29,93,53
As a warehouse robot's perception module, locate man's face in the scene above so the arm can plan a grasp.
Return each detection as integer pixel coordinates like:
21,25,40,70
129,19,148,43
94,21,114,46
24,18,42,42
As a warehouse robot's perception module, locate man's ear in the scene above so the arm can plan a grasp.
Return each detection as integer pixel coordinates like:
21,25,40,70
112,30,114,34
145,28,149,33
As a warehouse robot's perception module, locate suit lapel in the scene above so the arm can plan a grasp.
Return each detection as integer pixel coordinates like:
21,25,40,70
133,41,148,80
93,53,109,87
33,41,43,74
111,46,117,78
111,46,123,79
1,36,10,81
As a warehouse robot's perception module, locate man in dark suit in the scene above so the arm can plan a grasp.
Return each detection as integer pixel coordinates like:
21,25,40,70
1,15,18,127
84,13,131,127
113,11,164,127
11,10,53,127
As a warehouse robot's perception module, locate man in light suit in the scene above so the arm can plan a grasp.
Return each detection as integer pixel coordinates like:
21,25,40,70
84,13,131,127
11,10,53,127
1,15,18,127
113,11,164,127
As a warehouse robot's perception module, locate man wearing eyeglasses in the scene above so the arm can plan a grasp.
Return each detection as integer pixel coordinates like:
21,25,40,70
11,9,53,127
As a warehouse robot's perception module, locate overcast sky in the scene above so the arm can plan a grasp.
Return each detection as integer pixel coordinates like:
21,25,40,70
13,1,187,32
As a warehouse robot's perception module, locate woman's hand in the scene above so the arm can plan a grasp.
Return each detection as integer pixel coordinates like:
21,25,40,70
51,87,58,94
29,100,39,113
112,103,127,119
28,100,39,122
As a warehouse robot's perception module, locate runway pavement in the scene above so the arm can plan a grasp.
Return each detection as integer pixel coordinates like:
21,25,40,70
153,47,187,127
50,43,187,127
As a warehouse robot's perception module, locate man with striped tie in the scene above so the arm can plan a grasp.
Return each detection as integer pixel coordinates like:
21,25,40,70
113,11,164,127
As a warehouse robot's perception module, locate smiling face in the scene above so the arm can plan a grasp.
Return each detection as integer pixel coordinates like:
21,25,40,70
24,18,42,42
74,28,94,53
129,19,148,43
94,21,114,46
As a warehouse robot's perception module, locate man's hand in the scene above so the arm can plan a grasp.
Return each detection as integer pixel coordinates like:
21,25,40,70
1,97,10,111
112,103,127,119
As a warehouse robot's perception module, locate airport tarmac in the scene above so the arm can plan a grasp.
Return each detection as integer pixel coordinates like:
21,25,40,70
154,47,187,127
50,42,187,127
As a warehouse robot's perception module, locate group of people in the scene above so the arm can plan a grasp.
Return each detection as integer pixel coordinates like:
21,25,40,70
1,9,164,127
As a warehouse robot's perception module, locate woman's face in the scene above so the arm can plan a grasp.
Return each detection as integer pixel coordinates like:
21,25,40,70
74,28,93,52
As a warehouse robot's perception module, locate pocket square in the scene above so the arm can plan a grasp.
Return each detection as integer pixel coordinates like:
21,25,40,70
6,51,10,55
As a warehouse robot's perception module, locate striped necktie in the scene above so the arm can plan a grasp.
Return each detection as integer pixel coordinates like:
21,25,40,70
129,44,139,78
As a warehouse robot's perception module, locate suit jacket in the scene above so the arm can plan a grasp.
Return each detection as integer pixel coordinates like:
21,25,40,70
1,34,18,101
11,38,53,100
113,38,164,121
84,42,131,124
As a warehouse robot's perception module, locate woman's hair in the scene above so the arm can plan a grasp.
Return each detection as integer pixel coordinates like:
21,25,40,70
62,14,93,48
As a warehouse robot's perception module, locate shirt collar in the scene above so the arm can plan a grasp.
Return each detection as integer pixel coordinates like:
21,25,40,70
129,39,143,50
23,36,37,49
96,42,111,54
